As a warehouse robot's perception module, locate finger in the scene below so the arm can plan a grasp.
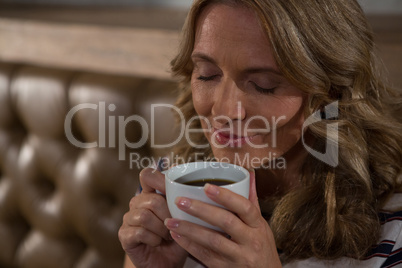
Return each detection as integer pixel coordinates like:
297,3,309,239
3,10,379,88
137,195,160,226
169,231,220,268
165,219,237,264
248,169,260,209
124,208,171,241
173,197,252,243
129,194,171,223
119,224,164,251
204,184,261,228
139,168,166,194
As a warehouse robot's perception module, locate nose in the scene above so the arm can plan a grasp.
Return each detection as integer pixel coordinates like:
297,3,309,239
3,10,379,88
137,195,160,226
211,78,246,126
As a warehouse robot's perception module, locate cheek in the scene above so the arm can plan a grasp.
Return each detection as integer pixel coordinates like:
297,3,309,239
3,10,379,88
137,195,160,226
272,98,306,149
268,97,304,129
191,81,211,117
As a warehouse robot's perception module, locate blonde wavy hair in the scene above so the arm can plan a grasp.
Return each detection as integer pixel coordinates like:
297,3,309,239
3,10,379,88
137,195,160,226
170,0,402,262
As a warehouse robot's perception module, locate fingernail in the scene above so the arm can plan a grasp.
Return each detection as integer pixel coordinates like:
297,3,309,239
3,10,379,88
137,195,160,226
205,183,219,196
164,218,179,229
170,231,181,239
175,197,191,209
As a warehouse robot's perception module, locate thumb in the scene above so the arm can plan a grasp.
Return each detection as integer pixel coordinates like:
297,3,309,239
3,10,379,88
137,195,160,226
248,169,260,209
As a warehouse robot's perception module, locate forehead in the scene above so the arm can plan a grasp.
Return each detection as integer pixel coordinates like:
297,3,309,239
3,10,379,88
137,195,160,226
193,3,273,63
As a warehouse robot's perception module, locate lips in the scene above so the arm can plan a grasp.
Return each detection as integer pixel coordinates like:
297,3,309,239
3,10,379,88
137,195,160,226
212,128,254,147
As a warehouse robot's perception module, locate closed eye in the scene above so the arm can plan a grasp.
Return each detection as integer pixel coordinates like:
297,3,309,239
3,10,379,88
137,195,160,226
251,82,276,94
197,75,219,82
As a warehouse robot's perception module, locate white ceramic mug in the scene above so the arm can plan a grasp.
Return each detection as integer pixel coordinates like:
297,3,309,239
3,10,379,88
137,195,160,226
165,161,250,231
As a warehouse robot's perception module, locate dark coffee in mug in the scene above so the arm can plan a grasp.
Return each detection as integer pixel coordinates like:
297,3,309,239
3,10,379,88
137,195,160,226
178,178,235,187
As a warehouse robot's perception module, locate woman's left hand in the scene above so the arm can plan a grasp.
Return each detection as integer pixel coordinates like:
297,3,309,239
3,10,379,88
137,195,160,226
164,170,282,268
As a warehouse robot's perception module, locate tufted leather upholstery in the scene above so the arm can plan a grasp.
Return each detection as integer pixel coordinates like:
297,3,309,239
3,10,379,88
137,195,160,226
0,62,179,268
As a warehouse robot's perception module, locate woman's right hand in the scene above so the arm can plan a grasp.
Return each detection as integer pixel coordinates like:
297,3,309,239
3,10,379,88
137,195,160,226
118,168,188,268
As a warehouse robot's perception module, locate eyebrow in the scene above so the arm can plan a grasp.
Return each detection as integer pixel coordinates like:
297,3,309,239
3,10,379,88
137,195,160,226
191,52,218,65
191,52,282,76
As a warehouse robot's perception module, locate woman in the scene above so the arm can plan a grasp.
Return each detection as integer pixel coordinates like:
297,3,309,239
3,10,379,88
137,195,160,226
119,0,402,267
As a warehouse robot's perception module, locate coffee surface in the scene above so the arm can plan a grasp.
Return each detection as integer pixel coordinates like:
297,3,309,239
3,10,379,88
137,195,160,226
180,178,235,187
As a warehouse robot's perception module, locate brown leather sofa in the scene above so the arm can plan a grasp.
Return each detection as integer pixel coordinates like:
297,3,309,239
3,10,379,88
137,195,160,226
0,62,179,268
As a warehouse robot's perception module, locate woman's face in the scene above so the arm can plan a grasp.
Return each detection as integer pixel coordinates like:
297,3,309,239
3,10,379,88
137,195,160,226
191,3,305,168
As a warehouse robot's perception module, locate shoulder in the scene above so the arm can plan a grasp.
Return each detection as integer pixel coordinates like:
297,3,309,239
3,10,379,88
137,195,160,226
356,193,402,267
363,195,402,268
381,193,402,212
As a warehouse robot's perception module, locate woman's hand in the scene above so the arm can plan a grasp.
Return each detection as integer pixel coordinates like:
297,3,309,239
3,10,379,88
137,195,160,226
118,168,188,268
164,170,282,268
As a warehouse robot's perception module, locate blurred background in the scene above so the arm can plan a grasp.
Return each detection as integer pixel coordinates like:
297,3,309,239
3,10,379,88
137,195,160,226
0,0,401,12
0,0,400,85
0,1,400,268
